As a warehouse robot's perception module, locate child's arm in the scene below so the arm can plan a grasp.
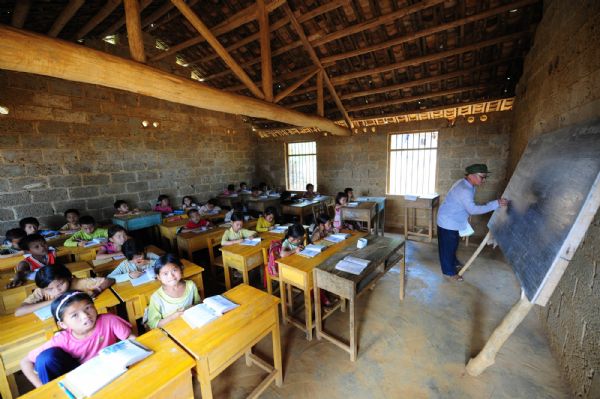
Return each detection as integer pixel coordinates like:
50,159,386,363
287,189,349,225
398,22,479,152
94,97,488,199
63,231,85,247
20,357,43,388
7,261,31,288
15,299,53,317
91,277,115,297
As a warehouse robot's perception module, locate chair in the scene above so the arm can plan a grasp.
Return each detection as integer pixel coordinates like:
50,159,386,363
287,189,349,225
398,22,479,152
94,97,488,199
262,244,293,312
206,235,224,279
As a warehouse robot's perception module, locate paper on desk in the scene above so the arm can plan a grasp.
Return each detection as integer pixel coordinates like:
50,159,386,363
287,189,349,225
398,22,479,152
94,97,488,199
404,195,418,201
34,304,53,320
334,256,371,275
130,269,156,287
240,238,261,246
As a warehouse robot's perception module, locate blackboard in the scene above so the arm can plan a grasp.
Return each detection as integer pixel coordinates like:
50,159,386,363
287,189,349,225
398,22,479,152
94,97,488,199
488,121,600,305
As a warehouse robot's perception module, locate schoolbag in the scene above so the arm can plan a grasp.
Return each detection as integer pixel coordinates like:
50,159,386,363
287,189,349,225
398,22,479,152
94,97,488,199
266,240,283,277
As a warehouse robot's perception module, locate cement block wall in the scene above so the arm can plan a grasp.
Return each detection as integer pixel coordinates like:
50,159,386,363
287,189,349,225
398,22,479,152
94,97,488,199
0,70,256,233
509,0,600,397
257,112,512,238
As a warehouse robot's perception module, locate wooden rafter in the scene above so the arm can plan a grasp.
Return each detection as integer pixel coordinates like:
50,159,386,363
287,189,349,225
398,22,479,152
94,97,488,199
75,0,122,40
0,25,350,136
124,0,146,63
170,0,265,99
316,71,324,117
145,0,200,32
48,0,85,37
258,0,273,102
222,65,318,92
274,68,319,103
101,0,153,37
282,3,353,128
11,0,31,28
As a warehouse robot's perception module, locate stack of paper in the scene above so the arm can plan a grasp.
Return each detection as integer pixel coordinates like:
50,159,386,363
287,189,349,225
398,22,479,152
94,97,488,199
298,244,327,258
334,256,371,275
325,233,351,243
183,295,239,329
240,237,261,246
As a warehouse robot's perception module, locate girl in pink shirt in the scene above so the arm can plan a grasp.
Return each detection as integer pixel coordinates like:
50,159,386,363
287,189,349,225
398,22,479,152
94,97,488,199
21,291,133,387
153,194,173,213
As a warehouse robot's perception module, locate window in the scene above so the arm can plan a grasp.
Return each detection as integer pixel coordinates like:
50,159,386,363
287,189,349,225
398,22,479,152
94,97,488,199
286,141,317,191
388,131,438,195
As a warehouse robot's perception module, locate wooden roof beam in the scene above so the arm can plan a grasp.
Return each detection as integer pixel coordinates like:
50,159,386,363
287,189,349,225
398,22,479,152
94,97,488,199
258,0,273,102
11,0,31,28
75,0,122,40
222,65,318,92
101,0,153,37
274,68,319,103
316,71,324,117
124,0,146,63
48,0,85,38
0,26,350,136
141,1,174,29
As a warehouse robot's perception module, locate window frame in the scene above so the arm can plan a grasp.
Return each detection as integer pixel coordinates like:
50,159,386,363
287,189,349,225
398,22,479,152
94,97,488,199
285,140,318,192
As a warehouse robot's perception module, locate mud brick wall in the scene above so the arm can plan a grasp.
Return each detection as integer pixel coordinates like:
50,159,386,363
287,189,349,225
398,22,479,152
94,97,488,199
508,1,600,397
256,112,512,237
0,70,256,233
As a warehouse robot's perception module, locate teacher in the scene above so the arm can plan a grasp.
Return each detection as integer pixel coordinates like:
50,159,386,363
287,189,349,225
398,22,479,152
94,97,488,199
437,164,508,281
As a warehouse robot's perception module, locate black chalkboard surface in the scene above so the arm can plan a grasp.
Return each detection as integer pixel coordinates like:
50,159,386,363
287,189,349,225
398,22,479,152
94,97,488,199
488,121,600,305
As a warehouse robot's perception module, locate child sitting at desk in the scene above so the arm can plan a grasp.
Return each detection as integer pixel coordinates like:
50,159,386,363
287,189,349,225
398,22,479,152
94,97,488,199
250,186,261,197
96,225,128,260
20,291,133,386
180,209,211,233
63,216,108,247
238,182,248,192
221,213,257,246
60,209,81,232
344,187,355,202
7,234,57,288
114,200,140,216
19,217,40,235
108,240,159,279
280,224,306,257
223,184,236,196
14,264,114,316
311,213,335,242
198,198,221,215
145,254,200,329
333,192,354,232
181,195,199,211
302,183,318,199
256,207,276,232
1,228,26,255
153,194,173,214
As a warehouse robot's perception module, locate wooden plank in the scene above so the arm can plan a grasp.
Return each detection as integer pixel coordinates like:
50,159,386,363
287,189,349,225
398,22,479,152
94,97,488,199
74,0,122,40
11,0,31,28
141,1,176,29
316,70,324,116
101,0,153,37
124,0,146,62
274,68,319,103
48,0,85,37
258,0,273,102
0,26,351,136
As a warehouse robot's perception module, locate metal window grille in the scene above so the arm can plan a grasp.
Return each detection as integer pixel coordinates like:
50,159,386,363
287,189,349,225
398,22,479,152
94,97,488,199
286,141,317,191
388,132,438,195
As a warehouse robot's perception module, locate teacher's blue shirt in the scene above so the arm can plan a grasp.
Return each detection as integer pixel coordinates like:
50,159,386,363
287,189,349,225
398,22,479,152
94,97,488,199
437,179,499,231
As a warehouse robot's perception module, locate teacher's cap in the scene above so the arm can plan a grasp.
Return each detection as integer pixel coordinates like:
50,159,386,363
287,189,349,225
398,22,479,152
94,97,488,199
465,164,491,174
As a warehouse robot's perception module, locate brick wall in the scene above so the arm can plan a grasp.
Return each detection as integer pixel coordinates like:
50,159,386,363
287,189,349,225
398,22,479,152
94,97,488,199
0,70,256,234
257,112,512,238
508,1,600,397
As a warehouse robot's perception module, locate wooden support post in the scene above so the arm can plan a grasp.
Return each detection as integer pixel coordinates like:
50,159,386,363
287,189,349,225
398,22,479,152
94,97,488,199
258,0,273,102
316,70,324,117
458,231,491,277
11,0,31,28
466,292,533,376
101,0,152,37
171,0,265,99
48,0,85,37
124,0,146,63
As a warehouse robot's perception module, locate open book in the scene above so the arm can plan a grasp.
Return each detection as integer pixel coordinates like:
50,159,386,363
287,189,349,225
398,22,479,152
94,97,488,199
130,269,156,287
182,295,239,329
34,304,53,321
84,238,107,248
324,233,351,243
61,339,152,398
334,256,371,275
298,244,327,258
271,226,288,234
240,237,261,246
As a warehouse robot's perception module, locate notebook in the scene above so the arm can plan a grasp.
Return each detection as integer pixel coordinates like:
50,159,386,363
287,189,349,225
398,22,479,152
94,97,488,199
240,237,261,246
298,244,327,258
182,295,239,329
34,304,53,321
61,339,152,398
271,226,288,234
324,233,351,243
334,256,371,275
84,238,107,248
130,269,156,287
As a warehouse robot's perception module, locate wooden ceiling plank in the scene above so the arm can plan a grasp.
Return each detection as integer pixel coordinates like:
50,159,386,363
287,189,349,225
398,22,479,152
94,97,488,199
297,0,349,23
146,0,199,31
170,0,265,99
11,0,31,28
124,0,146,62
101,0,153,37
258,0,273,101
48,0,85,37
75,0,123,40
0,25,350,136
274,68,319,103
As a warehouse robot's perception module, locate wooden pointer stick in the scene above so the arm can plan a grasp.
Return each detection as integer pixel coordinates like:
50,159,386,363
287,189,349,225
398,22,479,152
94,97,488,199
458,231,491,276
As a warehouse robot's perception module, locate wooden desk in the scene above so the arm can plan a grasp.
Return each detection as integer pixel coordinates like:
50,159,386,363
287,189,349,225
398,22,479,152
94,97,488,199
356,196,386,235
281,196,331,224
19,329,196,399
90,244,165,277
313,235,406,361
402,194,440,242
177,227,226,260
245,197,281,213
341,202,378,234
55,244,100,262
217,195,242,208
0,255,23,275
162,284,282,399
276,231,366,340
110,260,204,335
160,213,227,251
0,289,120,399
112,211,163,231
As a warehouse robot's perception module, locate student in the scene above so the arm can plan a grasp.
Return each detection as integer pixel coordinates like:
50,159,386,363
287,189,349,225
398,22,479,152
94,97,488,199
198,198,221,215
280,224,306,257
63,216,108,247
221,213,257,246
344,187,355,202
223,184,236,196
256,207,276,232
108,240,159,279
95,225,128,260
180,209,211,233
60,209,81,232
259,182,268,195
238,182,248,192
302,183,318,199
145,254,200,329
114,200,139,216
311,213,335,242
333,192,354,231
15,264,114,316
153,194,173,213
19,217,40,235
20,291,133,386
250,186,261,197
7,234,57,288
181,196,198,211
2,228,26,254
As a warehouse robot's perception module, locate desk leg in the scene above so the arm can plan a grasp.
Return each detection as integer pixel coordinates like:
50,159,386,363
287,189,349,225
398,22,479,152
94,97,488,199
400,245,406,301
304,288,313,340
314,282,322,341
178,243,184,259
404,207,408,239
223,265,232,290
0,357,15,399
197,359,213,399
428,208,433,242
280,281,288,325
349,296,357,362
125,300,139,335
187,246,193,262
242,265,250,288
272,313,283,386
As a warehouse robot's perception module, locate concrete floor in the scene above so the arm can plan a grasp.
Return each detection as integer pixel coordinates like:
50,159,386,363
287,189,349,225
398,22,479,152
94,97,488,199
201,236,572,398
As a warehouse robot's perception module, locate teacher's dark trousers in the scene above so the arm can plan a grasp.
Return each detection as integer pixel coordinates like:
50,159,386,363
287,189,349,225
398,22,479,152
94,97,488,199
437,225,460,276
34,347,80,384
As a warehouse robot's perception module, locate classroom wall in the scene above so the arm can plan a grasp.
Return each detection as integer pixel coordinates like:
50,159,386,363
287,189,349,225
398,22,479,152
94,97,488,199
0,70,256,234
256,112,512,237
508,0,600,397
